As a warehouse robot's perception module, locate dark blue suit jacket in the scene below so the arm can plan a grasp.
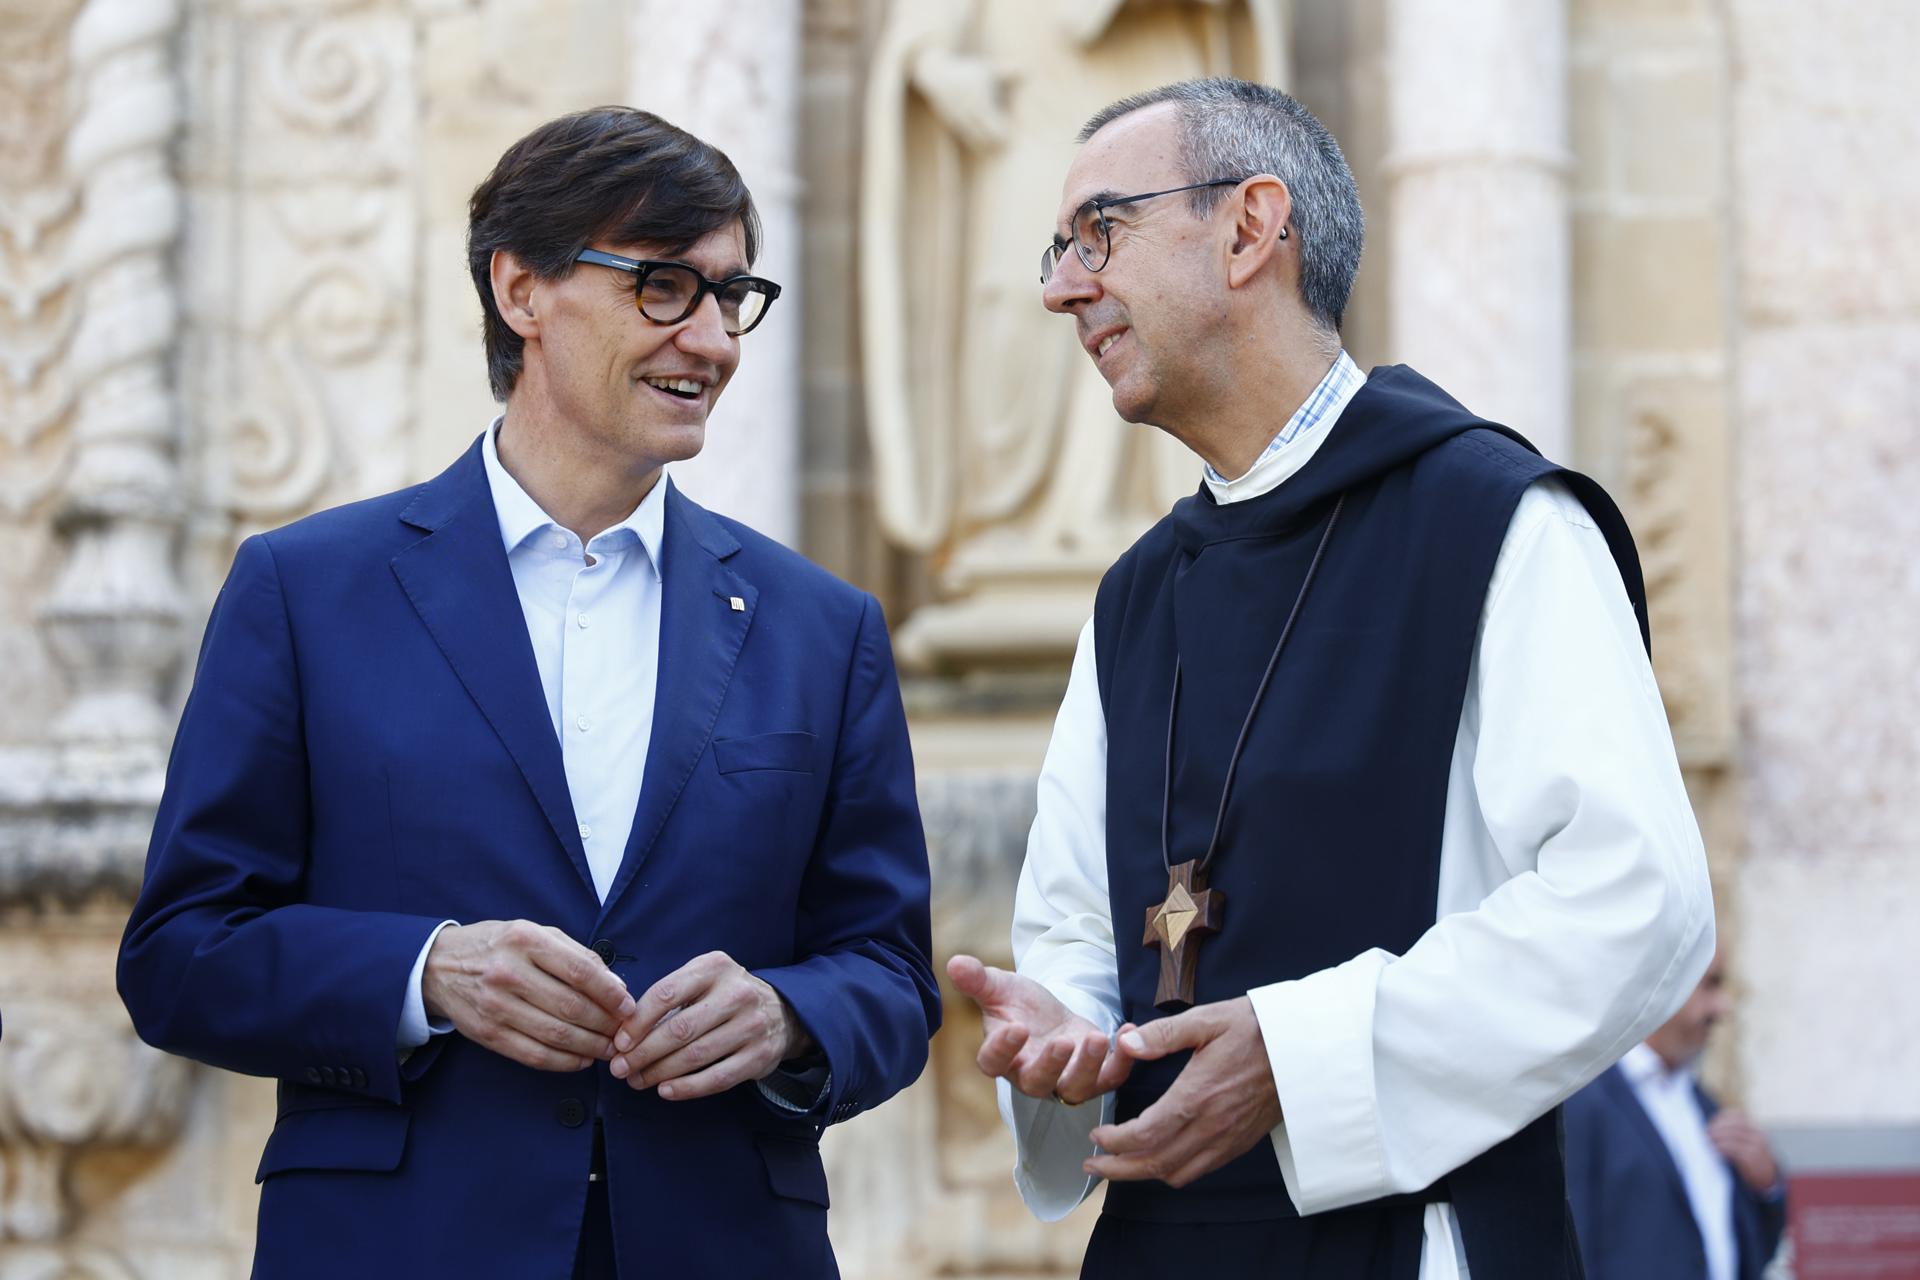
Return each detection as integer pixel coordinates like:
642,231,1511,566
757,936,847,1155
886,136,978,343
118,440,940,1277
1565,1064,1786,1280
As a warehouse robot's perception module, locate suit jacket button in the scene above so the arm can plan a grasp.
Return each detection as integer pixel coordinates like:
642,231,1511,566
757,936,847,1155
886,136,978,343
350,1068,368,1088
592,939,616,966
320,1067,338,1086
304,1068,321,1085
557,1098,588,1128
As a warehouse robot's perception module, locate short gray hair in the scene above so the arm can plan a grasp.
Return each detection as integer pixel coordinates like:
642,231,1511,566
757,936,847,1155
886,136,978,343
1080,78,1364,332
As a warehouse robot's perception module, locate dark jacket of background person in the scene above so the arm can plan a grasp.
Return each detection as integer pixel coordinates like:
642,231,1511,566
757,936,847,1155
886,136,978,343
1565,1063,1786,1280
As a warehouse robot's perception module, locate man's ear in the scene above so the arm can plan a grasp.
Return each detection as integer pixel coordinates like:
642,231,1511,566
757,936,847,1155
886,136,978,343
489,249,541,341
1225,175,1293,290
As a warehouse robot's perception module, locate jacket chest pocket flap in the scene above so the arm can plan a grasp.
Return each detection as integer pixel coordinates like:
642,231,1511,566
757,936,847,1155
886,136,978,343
256,1104,411,1182
713,731,816,775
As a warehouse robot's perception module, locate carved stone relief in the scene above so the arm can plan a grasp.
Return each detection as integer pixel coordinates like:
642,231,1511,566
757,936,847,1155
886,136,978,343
860,0,1288,670
1622,387,1734,769
0,1,85,522
0,0,199,1266
186,5,418,566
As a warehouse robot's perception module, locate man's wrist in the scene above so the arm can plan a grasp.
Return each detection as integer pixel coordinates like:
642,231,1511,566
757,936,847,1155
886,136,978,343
779,997,816,1063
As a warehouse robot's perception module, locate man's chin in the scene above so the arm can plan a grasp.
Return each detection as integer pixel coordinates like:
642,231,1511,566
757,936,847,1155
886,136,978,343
650,420,708,464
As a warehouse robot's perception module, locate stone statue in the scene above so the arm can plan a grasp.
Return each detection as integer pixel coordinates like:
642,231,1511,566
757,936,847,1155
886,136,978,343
861,0,1287,669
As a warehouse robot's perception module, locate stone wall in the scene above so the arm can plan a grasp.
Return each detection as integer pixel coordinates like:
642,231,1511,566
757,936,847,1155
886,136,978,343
1727,0,1920,1126
0,1,1914,1276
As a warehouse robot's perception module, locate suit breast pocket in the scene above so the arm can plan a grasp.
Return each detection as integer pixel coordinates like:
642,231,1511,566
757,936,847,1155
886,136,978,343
712,731,816,775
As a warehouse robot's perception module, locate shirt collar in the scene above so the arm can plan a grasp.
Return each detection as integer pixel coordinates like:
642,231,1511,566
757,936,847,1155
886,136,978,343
1620,1042,1689,1090
1203,350,1365,506
480,416,667,572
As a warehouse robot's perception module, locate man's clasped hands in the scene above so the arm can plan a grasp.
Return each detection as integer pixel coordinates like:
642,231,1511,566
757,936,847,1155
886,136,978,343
420,920,1277,1187
420,920,812,1101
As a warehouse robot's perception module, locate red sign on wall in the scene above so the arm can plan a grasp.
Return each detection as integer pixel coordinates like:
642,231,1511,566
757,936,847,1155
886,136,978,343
1789,1173,1920,1279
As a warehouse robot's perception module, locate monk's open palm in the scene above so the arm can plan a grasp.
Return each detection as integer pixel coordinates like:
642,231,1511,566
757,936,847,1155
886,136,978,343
947,954,1126,1105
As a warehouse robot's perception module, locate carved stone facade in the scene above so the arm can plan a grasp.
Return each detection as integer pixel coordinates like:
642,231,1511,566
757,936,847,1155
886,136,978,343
0,1,1911,1276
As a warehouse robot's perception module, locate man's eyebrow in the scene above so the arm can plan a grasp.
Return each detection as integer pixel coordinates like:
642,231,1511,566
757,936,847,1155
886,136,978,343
1056,189,1126,238
660,256,753,279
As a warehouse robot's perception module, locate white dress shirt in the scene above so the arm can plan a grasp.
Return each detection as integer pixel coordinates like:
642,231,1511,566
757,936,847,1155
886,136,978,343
1001,357,1717,1279
396,419,665,1048
1619,1044,1738,1280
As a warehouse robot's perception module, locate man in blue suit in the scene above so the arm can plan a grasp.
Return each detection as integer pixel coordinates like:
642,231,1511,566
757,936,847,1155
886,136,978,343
119,106,940,1278
1565,950,1786,1280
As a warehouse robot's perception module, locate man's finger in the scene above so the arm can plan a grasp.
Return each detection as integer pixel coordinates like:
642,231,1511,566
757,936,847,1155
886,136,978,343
620,959,727,1051
656,1049,761,1101
515,967,624,1038
947,954,1010,1009
526,929,636,1020
488,1023,593,1074
1090,1021,1141,1093
507,1001,617,1062
1012,1035,1075,1097
621,995,732,1076
1116,1010,1206,1062
1053,1029,1112,1103
976,1022,1030,1079
1090,1093,1184,1153
631,1017,756,1088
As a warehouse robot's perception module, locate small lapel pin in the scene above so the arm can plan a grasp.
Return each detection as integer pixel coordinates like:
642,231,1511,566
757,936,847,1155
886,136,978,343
729,596,745,612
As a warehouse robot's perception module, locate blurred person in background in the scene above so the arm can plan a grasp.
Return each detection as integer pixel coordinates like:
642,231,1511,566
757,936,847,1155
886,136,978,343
1565,948,1786,1280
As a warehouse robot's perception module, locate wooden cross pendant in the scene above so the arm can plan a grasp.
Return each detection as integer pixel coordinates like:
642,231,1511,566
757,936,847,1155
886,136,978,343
1143,860,1226,1012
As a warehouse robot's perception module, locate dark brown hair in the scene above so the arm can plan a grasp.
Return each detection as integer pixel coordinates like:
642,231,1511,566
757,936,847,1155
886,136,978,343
467,106,761,400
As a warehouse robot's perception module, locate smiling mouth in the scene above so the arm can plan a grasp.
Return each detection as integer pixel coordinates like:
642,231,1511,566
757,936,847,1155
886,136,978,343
640,375,705,400
1096,331,1123,359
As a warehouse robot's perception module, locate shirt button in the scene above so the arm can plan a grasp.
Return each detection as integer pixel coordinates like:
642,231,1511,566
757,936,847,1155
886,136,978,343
551,533,567,550
576,715,591,732
579,822,592,840
577,612,590,628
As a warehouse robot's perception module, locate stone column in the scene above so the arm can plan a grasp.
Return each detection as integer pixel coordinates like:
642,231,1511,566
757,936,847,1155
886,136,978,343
35,0,189,766
625,1,803,547
1384,0,1572,460
0,0,196,1265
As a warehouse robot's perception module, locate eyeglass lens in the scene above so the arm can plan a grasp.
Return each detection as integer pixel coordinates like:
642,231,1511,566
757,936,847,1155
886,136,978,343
1040,205,1115,285
636,264,770,335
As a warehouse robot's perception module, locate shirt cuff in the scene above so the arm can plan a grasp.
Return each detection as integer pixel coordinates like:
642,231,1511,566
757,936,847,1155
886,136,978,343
1251,948,1392,1215
999,980,1120,1221
398,920,459,1052
756,1056,832,1113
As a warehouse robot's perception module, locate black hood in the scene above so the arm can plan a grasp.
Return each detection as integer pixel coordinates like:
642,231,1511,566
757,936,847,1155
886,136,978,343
1170,364,1535,551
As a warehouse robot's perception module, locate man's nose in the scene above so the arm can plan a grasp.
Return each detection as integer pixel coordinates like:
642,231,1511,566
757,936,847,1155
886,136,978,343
675,293,737,361
1043,253,1098,314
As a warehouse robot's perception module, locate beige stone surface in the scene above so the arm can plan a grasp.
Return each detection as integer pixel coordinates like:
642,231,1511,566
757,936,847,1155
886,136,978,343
1729,0,1920,1131
1737,847,1920,1122
1735,325,1920,855
3,1,1915,1274
1730,2,1920,325
1386,0,1572,458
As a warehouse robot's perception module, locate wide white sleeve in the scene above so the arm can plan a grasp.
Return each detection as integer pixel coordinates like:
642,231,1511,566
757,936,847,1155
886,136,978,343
1250,480,1716,1214
998,616,1124,1221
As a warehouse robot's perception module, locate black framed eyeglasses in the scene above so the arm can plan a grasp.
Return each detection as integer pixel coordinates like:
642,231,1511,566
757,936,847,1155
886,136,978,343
1040,178,1245,285
574,248,782,336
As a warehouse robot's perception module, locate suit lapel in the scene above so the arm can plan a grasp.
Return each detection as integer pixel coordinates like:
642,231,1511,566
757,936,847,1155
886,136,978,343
602,482,754,913
1606,1064,1697,1214
389,440,596,900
